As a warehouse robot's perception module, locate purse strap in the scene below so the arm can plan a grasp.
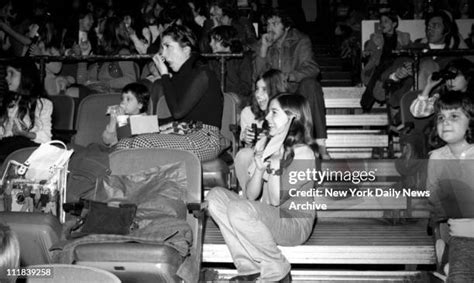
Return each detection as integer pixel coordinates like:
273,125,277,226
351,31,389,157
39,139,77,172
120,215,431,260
44,140,68,150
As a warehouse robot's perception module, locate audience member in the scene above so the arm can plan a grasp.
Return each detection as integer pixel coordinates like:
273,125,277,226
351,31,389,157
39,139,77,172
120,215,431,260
0,60,52,162
411,58,474,118
208,25,252,105
360,11,411,110
427,92,474,282
207,93,318,282
254,8,329,159
200,0,257,52
79,16,138,93
235,69,288,193
376,10,468,109
239,69,286,147
116,24,223,162
102,83,150,147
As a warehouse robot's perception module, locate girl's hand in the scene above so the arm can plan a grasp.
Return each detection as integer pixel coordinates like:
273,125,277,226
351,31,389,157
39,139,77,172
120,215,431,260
426,73,442,90
152,53,168,75
254,151,269,171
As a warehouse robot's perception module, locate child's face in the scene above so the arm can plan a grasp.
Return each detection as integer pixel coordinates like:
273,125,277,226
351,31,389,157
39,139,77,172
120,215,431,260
120,91,142,115
255,79,269,111
446,72,469,92
437,108,470,145
6,66,21,92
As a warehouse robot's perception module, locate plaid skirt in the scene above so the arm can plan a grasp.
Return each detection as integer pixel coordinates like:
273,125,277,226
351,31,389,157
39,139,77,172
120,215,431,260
115,124,221,161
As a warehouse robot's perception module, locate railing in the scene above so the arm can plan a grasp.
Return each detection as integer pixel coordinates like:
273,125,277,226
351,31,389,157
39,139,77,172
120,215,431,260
391,48,474,89
0,53,244,93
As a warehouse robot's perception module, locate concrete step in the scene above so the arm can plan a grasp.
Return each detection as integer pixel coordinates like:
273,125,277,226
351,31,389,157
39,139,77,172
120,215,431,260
209,269,430,282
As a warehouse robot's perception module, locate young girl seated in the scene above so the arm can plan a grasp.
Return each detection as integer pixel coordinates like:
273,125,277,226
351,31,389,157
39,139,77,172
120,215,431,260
207,94,318,282
240,69,287,147
102,83,150,147
427,91,474,281
0,61,52,162
410,58,474,118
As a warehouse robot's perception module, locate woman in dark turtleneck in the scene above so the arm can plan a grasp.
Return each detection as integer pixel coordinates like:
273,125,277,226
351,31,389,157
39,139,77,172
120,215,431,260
116,24,223,161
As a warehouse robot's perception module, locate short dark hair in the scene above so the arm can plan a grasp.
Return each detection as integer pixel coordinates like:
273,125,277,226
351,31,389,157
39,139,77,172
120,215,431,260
122,83,150,113
209,0,237,20
430,91,474,147
209,25,243,53
162,24,198,52
379,11,399,28
264,8,295,29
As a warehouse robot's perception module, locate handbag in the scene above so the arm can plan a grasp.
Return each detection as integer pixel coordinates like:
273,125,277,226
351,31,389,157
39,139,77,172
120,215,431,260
24,141,74,182
67,199,137,238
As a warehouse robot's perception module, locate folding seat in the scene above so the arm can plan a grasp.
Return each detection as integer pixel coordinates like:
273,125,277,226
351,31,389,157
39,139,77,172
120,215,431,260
26,264,120,283
72,148,204,283
72,93,122,147
49,95,76,143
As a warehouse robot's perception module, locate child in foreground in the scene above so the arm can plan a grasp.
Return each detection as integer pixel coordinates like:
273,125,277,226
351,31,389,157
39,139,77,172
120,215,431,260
426,91,474,282
102,83,150,147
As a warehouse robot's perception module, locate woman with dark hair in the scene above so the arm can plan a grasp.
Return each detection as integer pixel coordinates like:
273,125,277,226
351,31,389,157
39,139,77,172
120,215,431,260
116,24,223,161
239,69,287,147
208,25,252,105
0,60,52,162
78,16,138,93
207,93,318,282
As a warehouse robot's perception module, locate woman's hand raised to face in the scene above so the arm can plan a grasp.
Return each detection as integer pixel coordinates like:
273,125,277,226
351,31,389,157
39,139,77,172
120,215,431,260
152,53,169,76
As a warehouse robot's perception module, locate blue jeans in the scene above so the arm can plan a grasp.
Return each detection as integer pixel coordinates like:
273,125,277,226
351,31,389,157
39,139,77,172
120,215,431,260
207,187,314,281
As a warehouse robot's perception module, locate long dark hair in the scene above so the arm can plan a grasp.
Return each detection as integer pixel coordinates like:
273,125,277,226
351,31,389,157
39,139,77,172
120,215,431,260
251,69,287,121
0,61,43,132
101,16,131,55
269,93,318,168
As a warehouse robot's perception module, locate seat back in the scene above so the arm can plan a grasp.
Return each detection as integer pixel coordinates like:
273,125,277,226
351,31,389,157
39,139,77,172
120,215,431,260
109,148,202,204
221,92,239,154
27,264,121,283
73,93,121,147
0,212,62,266
50,96,75,131
400,90,434,132
108,148,203,280
156,95,171,119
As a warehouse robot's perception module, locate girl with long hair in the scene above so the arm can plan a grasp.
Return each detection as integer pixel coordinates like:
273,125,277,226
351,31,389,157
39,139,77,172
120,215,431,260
208,93,318,282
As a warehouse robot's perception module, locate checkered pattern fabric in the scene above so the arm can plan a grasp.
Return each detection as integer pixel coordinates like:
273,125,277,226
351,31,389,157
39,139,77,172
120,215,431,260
115,124,221,161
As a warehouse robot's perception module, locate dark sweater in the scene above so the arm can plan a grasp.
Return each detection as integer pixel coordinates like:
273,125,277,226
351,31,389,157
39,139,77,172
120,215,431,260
161,54,223,129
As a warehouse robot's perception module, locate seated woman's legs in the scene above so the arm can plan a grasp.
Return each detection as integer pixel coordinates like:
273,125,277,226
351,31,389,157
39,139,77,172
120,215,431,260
115,124,221,161
234,148,254,193
207,187,313,281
